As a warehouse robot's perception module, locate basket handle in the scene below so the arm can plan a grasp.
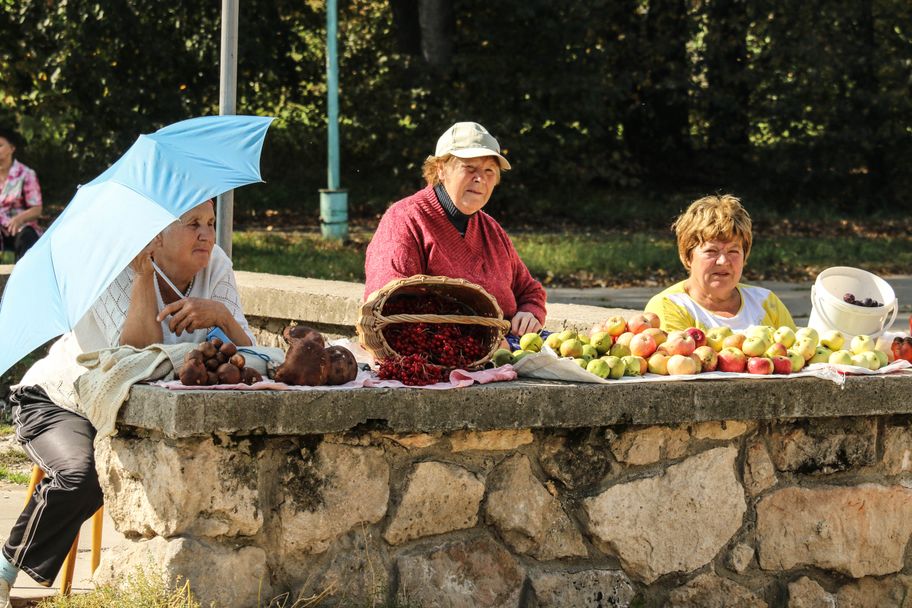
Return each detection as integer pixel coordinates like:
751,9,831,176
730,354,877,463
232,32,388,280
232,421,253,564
376,312,511,331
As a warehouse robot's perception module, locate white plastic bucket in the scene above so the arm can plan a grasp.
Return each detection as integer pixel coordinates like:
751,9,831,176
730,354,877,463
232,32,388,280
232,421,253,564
808,266,898,338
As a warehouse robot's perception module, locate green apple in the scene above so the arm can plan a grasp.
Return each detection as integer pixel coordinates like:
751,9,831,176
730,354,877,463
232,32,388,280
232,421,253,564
742,336,771,357
747,325,774,342
558,329,578,342
786,349,806,372
600,355,624,379
621,355,643,376
512,350,532,362
795,327,819,345
573,357,588,369
559,338,584,358
609,342,631,358
860,350,881,370
828,350,854,366
491,348,514,367
850,334,875,354
792,336,817,361
586,358,610,379
705,326,733,352
581,344,599,361
808,346,833,364
578,333,591,345
544,333,563,351
519,332,543,352
874,349,889,368
819,330,845,351
773,326,796,348
590,331,613,355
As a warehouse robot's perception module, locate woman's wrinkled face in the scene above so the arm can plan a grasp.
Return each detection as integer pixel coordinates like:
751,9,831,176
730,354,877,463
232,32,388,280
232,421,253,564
0,137,15,166
158,201,216,275
688,238,745,297
438,156,500,215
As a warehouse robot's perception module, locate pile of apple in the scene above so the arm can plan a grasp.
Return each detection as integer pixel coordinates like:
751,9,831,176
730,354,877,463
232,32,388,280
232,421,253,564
495,311,895,380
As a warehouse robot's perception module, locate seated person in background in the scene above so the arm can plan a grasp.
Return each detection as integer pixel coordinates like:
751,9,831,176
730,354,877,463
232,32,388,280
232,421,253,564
0,200,253,605
364,121,546,336
0,126,43,261
645,194,795,332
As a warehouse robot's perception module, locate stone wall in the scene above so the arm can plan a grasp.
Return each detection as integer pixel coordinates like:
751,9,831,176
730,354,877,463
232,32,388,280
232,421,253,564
97,378,912,608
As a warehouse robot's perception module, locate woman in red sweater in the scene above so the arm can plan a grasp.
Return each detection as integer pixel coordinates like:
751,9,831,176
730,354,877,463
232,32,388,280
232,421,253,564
364,122,546,336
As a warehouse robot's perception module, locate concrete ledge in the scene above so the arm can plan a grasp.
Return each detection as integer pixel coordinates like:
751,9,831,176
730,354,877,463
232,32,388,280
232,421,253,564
122,374,912,439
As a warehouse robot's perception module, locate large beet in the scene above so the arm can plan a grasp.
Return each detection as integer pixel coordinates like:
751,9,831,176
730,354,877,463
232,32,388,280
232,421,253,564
325,345,358,385
283,325,325,348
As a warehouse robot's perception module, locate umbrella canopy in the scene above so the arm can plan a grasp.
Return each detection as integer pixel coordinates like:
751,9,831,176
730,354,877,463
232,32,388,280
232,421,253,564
0,114,273,376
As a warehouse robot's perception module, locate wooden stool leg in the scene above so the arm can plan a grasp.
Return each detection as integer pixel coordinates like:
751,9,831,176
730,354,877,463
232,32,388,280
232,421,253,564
59,533,79,595
24,465,45,508
90,506,104,573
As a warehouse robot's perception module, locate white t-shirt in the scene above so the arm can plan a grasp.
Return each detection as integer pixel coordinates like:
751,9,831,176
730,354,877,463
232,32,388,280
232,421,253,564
17,245,253,410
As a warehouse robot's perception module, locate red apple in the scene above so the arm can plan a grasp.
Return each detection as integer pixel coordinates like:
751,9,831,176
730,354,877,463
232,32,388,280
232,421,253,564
771,355,792,375
722,333,746,350
643,311,661,329
693,345,718,372
642,327,668,346
626,313,652,335
629,333,658,358
615,331,635,348
602,316,628,337
718,347,747,373
684,327,706,349
747,356,774,375
665,332,696,356
647,352,670,375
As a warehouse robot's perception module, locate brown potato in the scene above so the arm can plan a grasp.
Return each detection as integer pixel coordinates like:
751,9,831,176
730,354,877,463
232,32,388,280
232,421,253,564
185,349,205,364
220,342,238,357
205,357,220,371
206,371,219,386
199,341,217,359
229,353,246,369
216,363,242,385
275,339,329,386
324,345,358,385
179,358,208,386
210,337,224,350
283,325,325,348
242,367,263,385
216,351,228,365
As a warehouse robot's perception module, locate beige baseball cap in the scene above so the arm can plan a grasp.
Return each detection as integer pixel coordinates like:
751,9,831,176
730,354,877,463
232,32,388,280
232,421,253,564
434,122,511,170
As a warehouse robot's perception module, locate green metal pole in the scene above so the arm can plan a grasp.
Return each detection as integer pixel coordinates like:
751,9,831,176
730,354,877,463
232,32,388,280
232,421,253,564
320,0,349,240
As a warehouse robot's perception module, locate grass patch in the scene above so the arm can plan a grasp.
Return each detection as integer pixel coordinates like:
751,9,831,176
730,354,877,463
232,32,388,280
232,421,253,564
0,448,30,485
35,568,200,608
230,229,911,289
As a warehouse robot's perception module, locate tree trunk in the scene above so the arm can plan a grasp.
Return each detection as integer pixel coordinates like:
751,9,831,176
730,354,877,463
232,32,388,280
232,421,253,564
418,0,454,67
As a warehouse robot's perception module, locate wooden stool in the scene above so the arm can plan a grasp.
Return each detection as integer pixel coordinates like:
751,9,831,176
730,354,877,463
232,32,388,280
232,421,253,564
23,465,104,595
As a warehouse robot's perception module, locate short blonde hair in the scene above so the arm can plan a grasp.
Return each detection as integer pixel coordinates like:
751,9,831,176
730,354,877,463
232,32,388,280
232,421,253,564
421,154,503,187
672,194,753,270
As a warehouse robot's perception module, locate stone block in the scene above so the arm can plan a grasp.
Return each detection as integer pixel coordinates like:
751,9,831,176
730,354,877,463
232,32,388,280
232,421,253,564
539,430,613,490
757,484,912,577
744,441,777,496
691,420,750,441
835,575,912,608
450,429,534,452
667,573,767,607
787,576,836,608
484,454,587,560
384,461,484,545
768,418,876,474
279,442,389,555
584,447,746,583
95,536,270,608
96,436,262,538
528,568,636,608
882,425,912,474
727,543,754,574
611,426,689,465
396,536,524,608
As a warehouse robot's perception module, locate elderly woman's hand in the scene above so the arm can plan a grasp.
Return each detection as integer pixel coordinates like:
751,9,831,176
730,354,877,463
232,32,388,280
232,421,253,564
158,297,231,336
129,243,158,277
511,311,542,336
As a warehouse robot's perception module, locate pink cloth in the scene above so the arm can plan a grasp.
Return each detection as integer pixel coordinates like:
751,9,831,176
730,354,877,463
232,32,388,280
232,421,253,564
0,159,43,234
154,365,518,391
364,186,546,324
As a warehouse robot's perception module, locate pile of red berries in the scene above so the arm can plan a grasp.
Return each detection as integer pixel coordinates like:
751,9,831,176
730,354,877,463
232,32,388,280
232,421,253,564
377,353,448,385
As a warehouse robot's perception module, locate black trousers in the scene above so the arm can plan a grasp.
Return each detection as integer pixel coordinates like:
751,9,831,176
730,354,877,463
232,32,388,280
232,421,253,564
0,225,40,261
1,386,103,585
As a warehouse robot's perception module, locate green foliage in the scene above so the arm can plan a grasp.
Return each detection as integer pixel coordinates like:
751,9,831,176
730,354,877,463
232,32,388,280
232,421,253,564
36,567,201,608
1,0,911,217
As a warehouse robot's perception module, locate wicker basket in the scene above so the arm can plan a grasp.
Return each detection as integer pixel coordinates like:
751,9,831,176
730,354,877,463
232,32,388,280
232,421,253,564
357,275,512,369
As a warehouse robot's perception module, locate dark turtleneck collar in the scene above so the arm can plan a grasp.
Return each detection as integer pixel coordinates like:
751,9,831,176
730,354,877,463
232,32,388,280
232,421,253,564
433,184,472,236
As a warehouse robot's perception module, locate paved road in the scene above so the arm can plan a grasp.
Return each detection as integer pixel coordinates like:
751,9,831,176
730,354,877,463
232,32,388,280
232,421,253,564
547,276,912,332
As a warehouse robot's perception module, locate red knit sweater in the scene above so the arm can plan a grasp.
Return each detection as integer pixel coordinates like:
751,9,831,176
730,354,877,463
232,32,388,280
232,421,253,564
364,186,547,324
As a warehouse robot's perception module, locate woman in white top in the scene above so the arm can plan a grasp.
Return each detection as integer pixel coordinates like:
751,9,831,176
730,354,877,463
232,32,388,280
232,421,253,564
0,200,252,601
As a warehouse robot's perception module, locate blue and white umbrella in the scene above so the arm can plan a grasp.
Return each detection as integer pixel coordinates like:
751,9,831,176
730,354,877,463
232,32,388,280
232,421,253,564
0,114,273,376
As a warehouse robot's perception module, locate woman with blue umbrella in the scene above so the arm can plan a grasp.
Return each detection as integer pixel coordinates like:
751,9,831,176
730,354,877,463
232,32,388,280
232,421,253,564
0,199,253,603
